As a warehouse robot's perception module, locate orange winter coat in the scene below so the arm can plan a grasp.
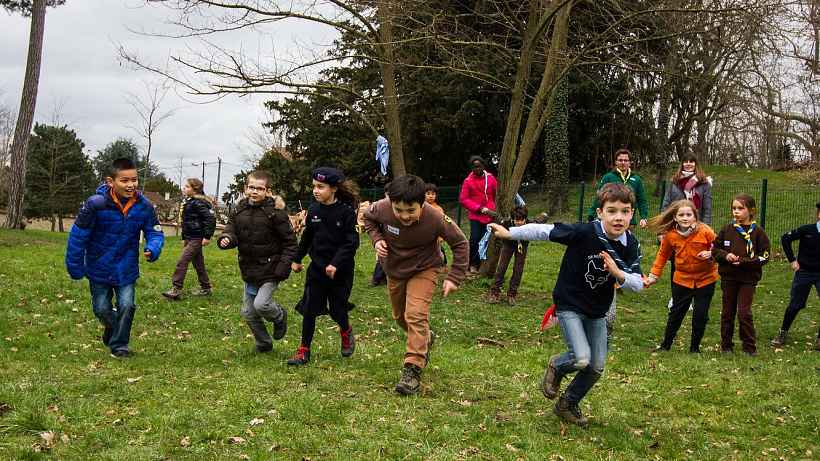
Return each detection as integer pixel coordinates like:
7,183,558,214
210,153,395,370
650,224,719,289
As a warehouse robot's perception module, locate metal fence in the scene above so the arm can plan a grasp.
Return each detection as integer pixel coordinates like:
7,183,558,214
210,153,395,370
287,180,818,252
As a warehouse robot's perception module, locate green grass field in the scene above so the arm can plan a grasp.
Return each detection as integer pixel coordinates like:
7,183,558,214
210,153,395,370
0,221,818,460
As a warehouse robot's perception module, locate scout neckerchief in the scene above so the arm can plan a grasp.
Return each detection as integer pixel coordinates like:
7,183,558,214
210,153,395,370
617,168,631,184
593,220,641,274
733,221,757,258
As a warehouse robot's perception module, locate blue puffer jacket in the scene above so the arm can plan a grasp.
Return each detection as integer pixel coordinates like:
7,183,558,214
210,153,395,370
65,184,165,286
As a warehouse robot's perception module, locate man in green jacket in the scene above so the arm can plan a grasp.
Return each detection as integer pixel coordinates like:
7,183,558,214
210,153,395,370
587,148,649,228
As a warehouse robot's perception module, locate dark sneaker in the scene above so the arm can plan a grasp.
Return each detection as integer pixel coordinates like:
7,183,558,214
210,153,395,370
192,287,212,297
541,354,564,399
554,395,588,427
102,324,113,346
507,294,517,306
395,364,422,396
272,308,288,340
162,287,183,300
770,330,787,347
287,345,311,366
340,326,355,357
110,350,131,359
487,290,501,304
255,344,273,353
424,330,436,366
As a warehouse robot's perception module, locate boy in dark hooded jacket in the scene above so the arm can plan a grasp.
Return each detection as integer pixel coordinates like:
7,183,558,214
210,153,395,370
218,170,298,353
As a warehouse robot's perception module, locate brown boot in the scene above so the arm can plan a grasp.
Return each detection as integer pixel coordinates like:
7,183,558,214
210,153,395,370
487,290,501,304
395,364,422,396
541,354,564,399
770,330,787,347
554,395,588,427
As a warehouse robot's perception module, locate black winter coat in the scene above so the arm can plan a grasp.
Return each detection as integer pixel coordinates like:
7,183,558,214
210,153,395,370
218,197,298,285
181,195,217,240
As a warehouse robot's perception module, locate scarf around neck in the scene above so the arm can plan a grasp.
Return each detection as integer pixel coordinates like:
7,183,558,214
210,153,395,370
733,221,757,257
617,168,631,183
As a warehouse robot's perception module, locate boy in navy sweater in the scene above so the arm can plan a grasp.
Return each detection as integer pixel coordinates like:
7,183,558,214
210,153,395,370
771,202,820,351
489,183,644,427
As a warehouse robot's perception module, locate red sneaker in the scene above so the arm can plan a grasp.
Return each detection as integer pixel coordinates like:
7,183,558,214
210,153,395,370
287,345,311,366
340,327,355,357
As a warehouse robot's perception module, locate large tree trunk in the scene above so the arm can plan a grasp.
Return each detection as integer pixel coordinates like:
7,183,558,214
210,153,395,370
653,52,676,195
482,0,573,277
377,1,406,177
4,0,46,230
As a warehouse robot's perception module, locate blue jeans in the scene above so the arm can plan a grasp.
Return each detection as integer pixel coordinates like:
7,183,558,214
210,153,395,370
555,310,607,403
89,282,136,353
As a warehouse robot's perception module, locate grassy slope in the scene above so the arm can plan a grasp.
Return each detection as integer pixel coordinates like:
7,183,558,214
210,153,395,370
1,166,818,460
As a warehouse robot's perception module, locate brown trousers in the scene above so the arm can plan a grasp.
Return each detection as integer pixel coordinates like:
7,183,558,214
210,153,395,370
387,268,438,368
720,280,757,353
171,239,211,289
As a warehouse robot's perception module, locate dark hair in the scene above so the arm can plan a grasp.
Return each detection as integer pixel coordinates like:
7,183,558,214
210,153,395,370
247,170,272,189
186,177,204,194
468,155,486,168
614,148,631,161
597,183,636,207
425,183,438,194
733,193,757,217
335,179,360,208
512,205,528,221
387,175,427,205
109,158,137,178
671,152,707,183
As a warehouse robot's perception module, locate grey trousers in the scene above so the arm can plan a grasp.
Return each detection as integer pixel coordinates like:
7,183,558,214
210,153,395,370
241,282,285,350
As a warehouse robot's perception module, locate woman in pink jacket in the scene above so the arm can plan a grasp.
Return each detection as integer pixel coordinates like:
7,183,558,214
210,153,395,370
459,155,498,273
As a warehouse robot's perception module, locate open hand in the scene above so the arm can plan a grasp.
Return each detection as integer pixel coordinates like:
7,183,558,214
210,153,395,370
375,240,388,258
442,280,458,297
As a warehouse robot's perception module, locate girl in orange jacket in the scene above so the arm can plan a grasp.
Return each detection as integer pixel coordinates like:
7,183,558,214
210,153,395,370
645,199,719,352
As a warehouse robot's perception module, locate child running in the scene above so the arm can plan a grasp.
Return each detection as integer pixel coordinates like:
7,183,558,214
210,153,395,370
711,194,770,356
217,171,297,353
489,183,644,427
287,167,360,365
65,158,165,358
488,205,530,305
363,174,469,395
771,202,820,351
644,199,718,353
162,178,216,300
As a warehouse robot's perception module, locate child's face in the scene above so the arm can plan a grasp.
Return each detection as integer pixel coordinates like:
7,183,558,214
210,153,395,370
391,200,423,227
245,178,269,204
107,169,139,199
682,160,696,173
182,182,194,197
425,191,437,204
596,200,634,237
312,179,336,205
674,206,696,228
732,200,752,224
514,218,526,226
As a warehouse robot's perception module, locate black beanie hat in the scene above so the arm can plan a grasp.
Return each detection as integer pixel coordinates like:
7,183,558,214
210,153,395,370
312,167,345,186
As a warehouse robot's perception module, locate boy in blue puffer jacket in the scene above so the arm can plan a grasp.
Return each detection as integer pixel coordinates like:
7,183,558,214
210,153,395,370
65,158,165,358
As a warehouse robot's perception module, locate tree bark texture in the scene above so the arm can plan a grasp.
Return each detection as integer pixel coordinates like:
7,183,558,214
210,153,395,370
4,0,46,230
377,1,406,177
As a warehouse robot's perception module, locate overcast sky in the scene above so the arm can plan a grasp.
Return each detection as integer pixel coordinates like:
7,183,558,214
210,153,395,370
0,0,336,198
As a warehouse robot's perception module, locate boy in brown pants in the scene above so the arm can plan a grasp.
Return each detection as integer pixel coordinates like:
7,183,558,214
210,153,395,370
363,175,469,395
